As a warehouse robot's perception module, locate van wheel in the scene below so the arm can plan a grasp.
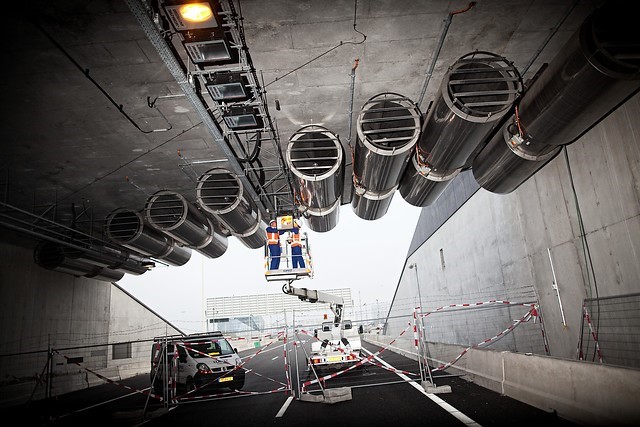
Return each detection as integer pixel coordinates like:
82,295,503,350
230,378,244,391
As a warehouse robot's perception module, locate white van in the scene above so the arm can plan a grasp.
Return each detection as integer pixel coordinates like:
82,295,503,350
151,332,245,395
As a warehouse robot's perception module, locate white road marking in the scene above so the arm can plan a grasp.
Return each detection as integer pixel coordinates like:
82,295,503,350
362,348,482,426
271,356,279,360
275,395,294,418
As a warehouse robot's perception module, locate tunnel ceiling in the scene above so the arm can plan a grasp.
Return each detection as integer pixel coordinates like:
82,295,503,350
0,0,600,266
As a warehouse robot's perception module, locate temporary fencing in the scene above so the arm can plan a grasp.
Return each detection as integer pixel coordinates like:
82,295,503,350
0,337,156,409
409,299,546,374
575,293,640,368
59,348,160,394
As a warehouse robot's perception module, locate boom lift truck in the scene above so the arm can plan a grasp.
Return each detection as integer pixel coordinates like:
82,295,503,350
264,214,361,369
282,283,362,370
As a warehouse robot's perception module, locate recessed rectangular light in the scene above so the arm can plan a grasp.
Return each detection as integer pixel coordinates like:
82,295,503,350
181,29,238,65
223,106,264,130
205,72,251,101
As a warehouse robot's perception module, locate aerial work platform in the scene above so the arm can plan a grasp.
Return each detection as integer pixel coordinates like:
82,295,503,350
265,266,312,282
264,230,313,282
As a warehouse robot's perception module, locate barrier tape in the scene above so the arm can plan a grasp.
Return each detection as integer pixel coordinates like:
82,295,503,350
580,305,604,363
244,368,288,387
431,307,536,372
301,322,412,392
419,300,536,318
235,386,288,396
176,386,288,402
362,358,419,377
53,350,163,402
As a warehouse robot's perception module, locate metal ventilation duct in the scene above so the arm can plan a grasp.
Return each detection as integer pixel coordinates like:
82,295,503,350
63,245,149,276
473,1,640,194
400,52,521,206
105,208,192,266
34,241,125,282
471,122,561,193
144,191,228,259
196,168,267,249
352,92,421,220
303,198,341,233
515,2,640,147
286,125,344,232
351,185,397,221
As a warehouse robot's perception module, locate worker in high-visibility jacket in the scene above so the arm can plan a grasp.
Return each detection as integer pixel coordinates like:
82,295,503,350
266,219,285,269
289,219,306,268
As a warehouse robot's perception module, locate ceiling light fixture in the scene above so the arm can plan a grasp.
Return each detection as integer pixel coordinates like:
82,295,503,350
205,72,251,101
180,3,213,22
182,28,238,65
223,106,264,130
163,1,220,31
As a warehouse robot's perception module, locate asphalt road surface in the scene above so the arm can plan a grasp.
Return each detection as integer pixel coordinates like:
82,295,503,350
7,336,579,426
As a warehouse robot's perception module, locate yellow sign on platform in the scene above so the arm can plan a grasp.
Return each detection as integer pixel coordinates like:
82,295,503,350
277,215,293,230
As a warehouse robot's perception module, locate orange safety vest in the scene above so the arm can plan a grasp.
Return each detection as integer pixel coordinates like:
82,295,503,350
290,230,302,247
267,230,280,245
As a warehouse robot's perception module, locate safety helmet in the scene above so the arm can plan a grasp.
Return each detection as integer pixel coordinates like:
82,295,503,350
270,219,276,226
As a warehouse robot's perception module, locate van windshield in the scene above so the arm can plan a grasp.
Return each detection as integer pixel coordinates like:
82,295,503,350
188,339,234,358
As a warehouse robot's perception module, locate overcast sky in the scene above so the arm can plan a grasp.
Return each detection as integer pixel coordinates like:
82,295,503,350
118,195,422,333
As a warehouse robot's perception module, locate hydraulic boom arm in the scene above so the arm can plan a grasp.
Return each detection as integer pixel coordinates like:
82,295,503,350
282,283,344,324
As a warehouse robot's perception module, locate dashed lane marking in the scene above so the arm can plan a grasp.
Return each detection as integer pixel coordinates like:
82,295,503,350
275,395,294,418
